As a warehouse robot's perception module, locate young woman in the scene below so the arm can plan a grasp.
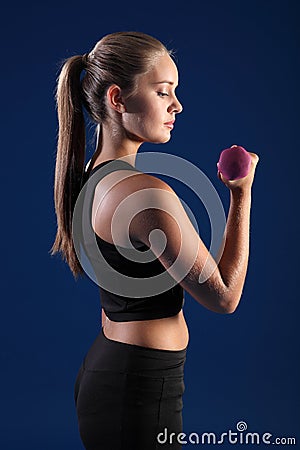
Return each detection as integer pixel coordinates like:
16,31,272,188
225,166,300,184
51,31,259,450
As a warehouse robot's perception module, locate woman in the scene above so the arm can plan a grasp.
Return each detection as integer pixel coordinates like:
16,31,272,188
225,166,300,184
51,31,259,449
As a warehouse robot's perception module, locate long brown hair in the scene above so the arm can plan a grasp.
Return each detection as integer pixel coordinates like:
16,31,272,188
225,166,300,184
50,31,171,278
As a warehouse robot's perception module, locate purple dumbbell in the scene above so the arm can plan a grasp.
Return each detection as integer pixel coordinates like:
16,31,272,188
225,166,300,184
217,145,252,180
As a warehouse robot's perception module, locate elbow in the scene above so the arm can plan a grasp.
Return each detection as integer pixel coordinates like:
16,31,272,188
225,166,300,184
214,282,243,314
217,296,241,314
194,282,242,314
201,295,240,314
220,303,238,314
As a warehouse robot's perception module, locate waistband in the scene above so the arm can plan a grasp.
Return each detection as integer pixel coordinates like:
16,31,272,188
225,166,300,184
83,327,187,378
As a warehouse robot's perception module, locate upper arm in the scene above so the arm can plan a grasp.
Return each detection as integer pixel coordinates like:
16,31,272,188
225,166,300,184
128,176,230,313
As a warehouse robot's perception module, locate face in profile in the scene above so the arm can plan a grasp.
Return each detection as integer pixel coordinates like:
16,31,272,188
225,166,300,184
121,53,183,144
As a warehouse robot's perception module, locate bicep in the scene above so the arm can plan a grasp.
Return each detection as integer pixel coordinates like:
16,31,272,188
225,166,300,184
129,180,228,313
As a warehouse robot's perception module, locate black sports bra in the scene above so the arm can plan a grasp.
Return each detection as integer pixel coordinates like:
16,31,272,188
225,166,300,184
83,159,184,322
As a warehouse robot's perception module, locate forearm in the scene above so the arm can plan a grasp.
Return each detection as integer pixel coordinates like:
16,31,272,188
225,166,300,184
218,188,252,309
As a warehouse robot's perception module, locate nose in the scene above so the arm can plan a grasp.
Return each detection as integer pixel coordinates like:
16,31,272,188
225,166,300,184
168,95,183,115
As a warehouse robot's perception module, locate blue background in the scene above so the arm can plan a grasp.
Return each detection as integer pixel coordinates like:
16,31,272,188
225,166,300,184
1,0,299,448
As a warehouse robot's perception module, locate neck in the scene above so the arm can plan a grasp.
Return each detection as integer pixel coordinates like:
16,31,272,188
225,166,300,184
93,121,143,167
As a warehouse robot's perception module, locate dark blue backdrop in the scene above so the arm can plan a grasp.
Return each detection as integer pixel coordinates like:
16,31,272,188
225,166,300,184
1,0,299,448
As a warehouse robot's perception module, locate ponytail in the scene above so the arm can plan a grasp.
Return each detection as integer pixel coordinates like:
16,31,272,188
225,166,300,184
51,32,171,279
50,55,87,278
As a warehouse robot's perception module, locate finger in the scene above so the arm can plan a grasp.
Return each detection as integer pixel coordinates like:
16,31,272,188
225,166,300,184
217,170,223,182
249,153,260,166
218,170,231,184
248,151,259,160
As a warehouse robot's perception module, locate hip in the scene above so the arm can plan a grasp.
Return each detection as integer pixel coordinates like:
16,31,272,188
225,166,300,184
82,325,187,377
74,325,187,449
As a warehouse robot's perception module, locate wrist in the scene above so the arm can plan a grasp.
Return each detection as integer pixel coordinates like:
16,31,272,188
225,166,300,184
230,186,252,201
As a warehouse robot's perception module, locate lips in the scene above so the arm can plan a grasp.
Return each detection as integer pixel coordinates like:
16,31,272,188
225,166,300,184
164,120,175,129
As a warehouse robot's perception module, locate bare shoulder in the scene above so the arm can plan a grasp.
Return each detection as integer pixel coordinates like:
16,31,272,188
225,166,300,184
119,171,185,247
92,169,177,241
123,170,175,193
94,168,175,204
118,171,180,219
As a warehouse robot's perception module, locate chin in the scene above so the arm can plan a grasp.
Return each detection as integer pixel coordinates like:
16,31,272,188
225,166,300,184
126,129,171,144
150,133,172,144
161,135,172,143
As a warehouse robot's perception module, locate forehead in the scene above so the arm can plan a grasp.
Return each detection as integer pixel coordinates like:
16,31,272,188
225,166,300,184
142,53,179,85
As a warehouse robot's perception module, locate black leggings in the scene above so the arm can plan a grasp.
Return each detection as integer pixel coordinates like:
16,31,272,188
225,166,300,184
74,326,187,450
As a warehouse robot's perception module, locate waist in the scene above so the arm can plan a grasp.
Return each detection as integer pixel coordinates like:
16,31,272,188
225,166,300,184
102,309,189,351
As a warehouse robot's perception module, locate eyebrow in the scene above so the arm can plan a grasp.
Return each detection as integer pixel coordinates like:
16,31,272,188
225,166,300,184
152,81,178,86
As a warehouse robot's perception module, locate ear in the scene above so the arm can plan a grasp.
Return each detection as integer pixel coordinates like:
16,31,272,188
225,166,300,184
106,84,126,113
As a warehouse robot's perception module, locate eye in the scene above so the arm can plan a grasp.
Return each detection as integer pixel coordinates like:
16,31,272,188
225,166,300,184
157,91,169,97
